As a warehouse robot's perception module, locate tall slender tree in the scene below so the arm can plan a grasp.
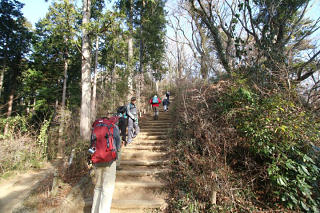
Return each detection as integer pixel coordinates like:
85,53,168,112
30,0,79,157
80,0,92,140
91,35,99,121
128,0,134,100
0,0,31,116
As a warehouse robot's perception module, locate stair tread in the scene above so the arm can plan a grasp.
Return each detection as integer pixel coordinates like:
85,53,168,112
133,139,166,143
139,131,168,134
117,168,167,176
122,147,164,152
120,160,168,166
121,151,166,155
115,179,164,187
85,198,165,209
136,136,167,139
111,199,165,209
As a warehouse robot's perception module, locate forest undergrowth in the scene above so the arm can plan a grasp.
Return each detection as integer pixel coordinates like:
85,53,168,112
0,115,47,179
0,109,90,211
166,79,320,213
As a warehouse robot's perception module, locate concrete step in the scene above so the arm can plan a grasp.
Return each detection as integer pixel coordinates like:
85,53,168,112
141,118,172,126
142,120,172,122
85,199,166,210
130,139,166,144
140,125,171,129
111,179,165,200
140,128,169,132
124,145,165,151
138,131,168,136
136,135,167,140
142,120,171,123
119,160,168,166
140,129,168,133
121,151,166,161
112,199,166,210
116,168,167,177
133,140,166,146
115,168,168,183
111,209,146,213
144,117,172,121
112,188,165,201
115,179,164,188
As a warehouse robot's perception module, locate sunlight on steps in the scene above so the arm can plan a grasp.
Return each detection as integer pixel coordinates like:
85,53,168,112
85,98,175,213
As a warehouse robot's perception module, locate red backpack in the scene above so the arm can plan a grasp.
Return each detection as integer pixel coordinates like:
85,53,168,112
90,117,119,164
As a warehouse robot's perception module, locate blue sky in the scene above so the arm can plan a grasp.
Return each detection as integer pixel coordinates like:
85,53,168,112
19,0,51,26
21,0,319,27
20,0,82,26
19,0,114,26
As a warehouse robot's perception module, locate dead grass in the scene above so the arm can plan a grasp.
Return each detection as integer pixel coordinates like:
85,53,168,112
164,81,291,212
0,133,43,178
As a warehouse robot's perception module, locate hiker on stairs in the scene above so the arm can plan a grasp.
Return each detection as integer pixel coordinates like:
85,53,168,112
116,106,128,168
126,97,140,145
162,97,169,112
150,95,162,120
89,117,121,213
165,91,170,101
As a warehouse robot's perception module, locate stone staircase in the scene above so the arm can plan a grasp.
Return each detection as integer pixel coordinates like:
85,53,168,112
85,100,173,213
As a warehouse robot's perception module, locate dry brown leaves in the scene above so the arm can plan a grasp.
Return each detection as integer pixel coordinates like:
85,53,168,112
165,81,278,212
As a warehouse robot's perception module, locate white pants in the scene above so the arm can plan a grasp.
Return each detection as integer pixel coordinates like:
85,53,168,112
91,161,116,213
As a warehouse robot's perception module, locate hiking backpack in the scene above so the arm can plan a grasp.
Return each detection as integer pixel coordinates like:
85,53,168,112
90,117,119,164
117,106,128,118
117,106,127,114
152,96,159,104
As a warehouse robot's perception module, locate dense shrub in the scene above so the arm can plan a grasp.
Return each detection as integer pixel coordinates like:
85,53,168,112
167,80,320,212
0,116,45,176
0,115,28,139
226,87,320,211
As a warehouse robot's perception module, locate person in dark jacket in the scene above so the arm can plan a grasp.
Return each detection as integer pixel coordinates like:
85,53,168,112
116,106,128,143
162,98,169,112
116,106,128,167
165,91,170,101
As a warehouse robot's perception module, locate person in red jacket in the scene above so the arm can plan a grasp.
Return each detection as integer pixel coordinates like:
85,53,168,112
149,95,162,120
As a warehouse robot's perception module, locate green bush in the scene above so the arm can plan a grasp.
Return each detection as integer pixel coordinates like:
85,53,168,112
0,115,28,139
226,87,320,212
37,115,53,158
0,115,50,176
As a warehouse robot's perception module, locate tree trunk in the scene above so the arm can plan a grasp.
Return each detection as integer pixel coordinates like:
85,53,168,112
175,31,182,79
111,59,116,110
4,90,14,135
7,91,14,117
138,0,144,114
155,80,159,93
61,60,68,108
26,100,30,114
80,0,92,140
57,53,68,158
200,54,208,80
0,64,5,99
102,66,106,103
127,0,134,102
91,36,99,121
